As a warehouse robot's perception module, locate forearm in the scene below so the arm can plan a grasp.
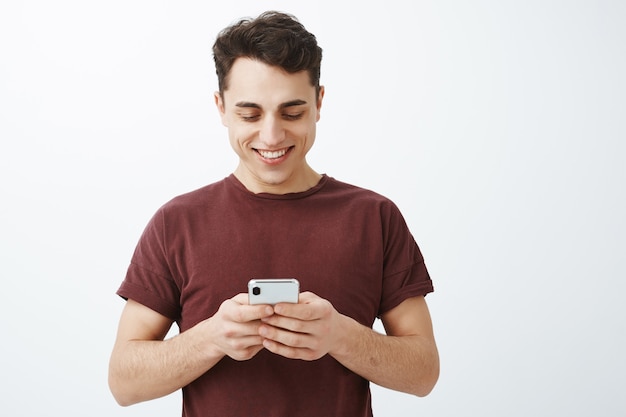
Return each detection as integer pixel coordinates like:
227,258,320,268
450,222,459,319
330,315,439,397
109,296,271,406
109,325,223,406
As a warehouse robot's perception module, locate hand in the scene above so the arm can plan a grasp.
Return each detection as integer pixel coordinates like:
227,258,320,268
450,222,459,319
204,293,275,361
258,291,345,361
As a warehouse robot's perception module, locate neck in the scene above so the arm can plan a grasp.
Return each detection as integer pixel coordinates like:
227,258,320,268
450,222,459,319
233,164,322,195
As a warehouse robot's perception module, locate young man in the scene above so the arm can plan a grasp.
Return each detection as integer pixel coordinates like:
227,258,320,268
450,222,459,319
109,11,439,417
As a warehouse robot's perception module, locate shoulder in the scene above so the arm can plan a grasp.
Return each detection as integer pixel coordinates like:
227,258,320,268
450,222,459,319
159,177,231,213
324,176,386,199
322,177,414,236
323,176,399,210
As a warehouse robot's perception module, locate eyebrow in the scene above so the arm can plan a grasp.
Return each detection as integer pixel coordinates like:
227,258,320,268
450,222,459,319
235,99,308,110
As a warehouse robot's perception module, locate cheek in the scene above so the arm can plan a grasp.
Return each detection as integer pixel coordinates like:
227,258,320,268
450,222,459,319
305,131,316,150
294,118,318,139
228,135,241,154
305,120,317,141
297,125,317,152
228,130,249,154
229,124,255,146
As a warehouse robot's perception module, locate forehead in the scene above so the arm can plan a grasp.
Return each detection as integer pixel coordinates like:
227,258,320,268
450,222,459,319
223,58,316,106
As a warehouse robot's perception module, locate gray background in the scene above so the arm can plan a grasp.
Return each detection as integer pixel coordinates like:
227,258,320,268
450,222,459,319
1,0,624,415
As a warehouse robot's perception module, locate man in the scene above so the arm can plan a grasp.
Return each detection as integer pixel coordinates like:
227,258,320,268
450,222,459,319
109,11,439,416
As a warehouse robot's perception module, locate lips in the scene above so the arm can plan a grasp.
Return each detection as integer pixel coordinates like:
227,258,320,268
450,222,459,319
254,146,293,160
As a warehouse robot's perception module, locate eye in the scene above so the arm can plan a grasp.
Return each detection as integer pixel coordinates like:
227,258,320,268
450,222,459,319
240,114,260,122
283,112,304,121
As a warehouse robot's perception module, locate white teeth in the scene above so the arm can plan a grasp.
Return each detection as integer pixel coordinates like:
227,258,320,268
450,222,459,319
258,149,287,159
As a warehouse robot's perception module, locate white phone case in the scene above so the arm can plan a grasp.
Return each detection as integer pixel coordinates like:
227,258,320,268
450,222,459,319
248,278,300,305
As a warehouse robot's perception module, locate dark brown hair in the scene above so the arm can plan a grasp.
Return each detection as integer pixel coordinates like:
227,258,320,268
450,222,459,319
213,11,322,96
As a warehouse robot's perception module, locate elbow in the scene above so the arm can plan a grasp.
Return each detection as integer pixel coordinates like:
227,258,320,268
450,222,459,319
112,395,134,408
108,375,136,407
412,373,439,397
108,363,141,407
412,353,440,397
109,382,143,407
413,374,438,397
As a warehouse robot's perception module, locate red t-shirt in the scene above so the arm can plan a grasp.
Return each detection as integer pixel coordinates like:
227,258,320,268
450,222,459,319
118,174,433,417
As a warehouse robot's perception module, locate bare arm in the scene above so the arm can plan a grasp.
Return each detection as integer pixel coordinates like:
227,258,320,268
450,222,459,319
335,296,439,396
108,295,274,406
259,293,439,396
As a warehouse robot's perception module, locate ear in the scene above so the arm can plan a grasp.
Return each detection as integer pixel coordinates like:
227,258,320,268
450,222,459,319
315,86,325,122
214,91,227,126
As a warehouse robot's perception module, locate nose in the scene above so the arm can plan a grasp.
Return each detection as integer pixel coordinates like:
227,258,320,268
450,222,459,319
259,115,285,147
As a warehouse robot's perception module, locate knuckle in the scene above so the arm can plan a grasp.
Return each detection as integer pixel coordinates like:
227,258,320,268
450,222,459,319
302,309,315,321
284,333,301,347
320,301,333,316
228,339,246,351
288,320,305,333
230,307,246,323
308,339,323,353
302,349,322,361
231,350,253,361
222,323,239,338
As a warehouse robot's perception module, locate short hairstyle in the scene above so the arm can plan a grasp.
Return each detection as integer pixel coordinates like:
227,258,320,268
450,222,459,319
213,11,323,96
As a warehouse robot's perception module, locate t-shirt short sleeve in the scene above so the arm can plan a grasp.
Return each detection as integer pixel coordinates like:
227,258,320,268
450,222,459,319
377,201,433,316
117,208,181,320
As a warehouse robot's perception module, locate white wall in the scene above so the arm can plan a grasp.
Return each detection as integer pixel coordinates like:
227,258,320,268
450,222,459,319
1,1,624,415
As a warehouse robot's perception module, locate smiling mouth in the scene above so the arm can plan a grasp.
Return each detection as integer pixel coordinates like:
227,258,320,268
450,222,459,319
254,146,293,160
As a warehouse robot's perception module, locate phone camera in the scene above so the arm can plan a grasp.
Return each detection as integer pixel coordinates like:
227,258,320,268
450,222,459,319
252,286,261,295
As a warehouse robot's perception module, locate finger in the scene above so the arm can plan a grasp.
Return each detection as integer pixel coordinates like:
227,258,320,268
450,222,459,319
223,297,274,323
273,300,322,321
224,338,266,361
261,314,306,333
275,291,320,315
232,292,277,309
259,324,310,348
296,291,319,302
236,305,275,323
224,334,265,350
262,337,321,361
232,292,251,305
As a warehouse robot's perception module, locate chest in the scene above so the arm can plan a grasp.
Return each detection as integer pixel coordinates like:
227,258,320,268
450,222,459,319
169,203,385,330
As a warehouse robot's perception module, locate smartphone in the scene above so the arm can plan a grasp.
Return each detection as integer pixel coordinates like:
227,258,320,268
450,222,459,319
248,278,300,305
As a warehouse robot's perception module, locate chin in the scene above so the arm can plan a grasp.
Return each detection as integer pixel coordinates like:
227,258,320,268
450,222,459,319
254,169,299,191
258,171,291,186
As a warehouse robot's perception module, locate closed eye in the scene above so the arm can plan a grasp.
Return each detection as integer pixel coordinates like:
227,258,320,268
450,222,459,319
282,112,304,121
240,114,260,122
